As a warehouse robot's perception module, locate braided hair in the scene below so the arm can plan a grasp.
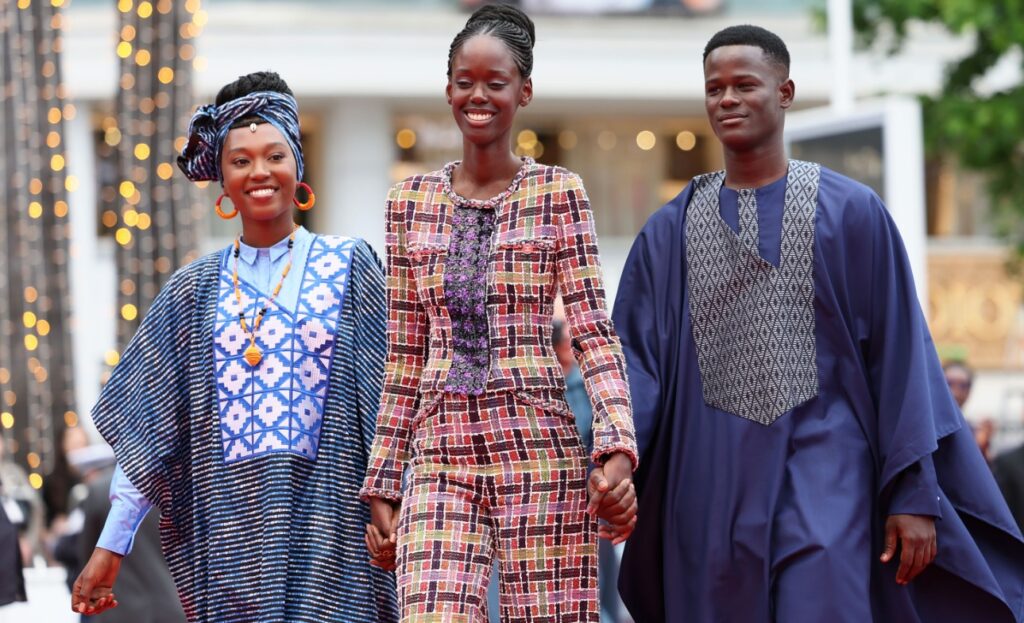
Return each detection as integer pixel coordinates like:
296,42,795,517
447,4,536,79
215,71,294,130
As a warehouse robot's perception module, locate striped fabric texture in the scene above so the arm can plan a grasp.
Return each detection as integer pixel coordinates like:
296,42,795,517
93,238,398,623
362,163,637,502
398,390,597,622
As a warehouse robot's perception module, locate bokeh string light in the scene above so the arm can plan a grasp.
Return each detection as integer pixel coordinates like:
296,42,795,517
105,0,203,350
0,0,78,499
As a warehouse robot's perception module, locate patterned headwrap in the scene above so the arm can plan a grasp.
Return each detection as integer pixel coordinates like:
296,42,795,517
176,90,304,183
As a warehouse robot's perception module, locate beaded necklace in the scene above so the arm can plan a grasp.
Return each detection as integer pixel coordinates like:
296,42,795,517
233,223,298,367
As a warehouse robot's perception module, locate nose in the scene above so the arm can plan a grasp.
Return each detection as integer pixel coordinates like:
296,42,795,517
720,87,740,107
250,157,270,179
470,83,488,104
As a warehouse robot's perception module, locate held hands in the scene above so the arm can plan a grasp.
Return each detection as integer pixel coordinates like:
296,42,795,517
587,452,638,545
365,497,400,571
880,513,937,585
71,547,123,615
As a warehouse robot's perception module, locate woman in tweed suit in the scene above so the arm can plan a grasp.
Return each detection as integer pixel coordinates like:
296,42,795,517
361,6,638,622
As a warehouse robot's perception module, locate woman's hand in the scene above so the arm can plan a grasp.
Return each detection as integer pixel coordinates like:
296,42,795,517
587,452,638,545
365,497,401,571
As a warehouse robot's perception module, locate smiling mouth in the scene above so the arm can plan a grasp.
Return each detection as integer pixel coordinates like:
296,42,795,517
719,115,746,125
247,188,277,198
466,111,495,122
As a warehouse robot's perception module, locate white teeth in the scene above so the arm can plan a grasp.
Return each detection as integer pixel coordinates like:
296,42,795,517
249,188,275,197
467,112,493,121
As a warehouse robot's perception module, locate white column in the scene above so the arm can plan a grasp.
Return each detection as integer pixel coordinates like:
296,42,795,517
882,96,928,307
315,98,392,256
828,0,854,113
65,102,115,425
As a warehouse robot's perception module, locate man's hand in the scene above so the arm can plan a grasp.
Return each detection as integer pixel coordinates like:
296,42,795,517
587,452,638,545
72,547,123,615
365,497,400,571
880,513,937,585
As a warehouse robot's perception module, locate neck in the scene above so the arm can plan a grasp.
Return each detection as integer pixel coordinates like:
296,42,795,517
240,215,295,248
458,140,522,188
722,139,788,189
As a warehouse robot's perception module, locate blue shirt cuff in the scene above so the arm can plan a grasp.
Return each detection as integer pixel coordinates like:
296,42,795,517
95,464,153,555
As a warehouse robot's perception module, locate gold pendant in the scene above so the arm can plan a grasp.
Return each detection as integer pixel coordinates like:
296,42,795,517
243,343,263,367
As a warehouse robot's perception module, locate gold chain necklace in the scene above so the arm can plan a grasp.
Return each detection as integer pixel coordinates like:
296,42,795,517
233,224,299,367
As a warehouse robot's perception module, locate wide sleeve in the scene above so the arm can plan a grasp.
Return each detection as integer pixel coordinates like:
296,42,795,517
844,185,962,495
611,215,667,462
556,173,638,469
887,455,942,518
361,187,428,501
91,263,202,513
350,240,388,462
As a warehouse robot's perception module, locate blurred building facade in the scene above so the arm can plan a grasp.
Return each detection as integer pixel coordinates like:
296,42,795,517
49,0,1024,466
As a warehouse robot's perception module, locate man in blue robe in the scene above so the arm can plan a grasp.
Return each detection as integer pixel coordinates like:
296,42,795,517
613,24,1024,622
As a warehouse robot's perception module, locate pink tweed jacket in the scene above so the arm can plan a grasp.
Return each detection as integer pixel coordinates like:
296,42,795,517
361,162,637,500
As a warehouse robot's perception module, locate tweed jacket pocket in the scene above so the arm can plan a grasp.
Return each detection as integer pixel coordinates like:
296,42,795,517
406,237,447,310
404,238,450,393
491,235,557,305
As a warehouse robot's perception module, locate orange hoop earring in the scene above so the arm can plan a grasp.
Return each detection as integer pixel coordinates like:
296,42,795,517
293,182,315,211
215,193,238,219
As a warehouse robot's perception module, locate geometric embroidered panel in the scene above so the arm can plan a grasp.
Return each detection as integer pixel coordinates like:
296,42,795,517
213,236,355,462
685,161,820,425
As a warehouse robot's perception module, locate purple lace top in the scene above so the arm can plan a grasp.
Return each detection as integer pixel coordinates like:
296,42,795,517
442,158,533,395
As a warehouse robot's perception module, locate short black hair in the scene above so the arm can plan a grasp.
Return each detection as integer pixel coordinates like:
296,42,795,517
943,360,974,382
215,71,294,130
552,319,566,346
703,25,790,75
447,4,536,79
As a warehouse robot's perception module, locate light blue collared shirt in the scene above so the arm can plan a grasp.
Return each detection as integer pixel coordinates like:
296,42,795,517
96,227,314,555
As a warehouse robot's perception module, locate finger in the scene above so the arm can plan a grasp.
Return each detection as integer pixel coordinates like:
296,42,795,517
587,480,606,517
905,541,926,584
600,478,632,506
593,475,630,518
598,482,637,517
387,507,400,540
598,514,638,543
896,537,916,584
93,595,117,615
612,517,638,545
71,578,85,611
880,524,898,563
76,575,96,613
368,524,385,553
606,500,639,525
589,469,609,495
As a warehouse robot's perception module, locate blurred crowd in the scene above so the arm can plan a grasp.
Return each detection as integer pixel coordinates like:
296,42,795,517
0,425,184,621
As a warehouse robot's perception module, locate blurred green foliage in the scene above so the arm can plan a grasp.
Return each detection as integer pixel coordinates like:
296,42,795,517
849,0,1024,247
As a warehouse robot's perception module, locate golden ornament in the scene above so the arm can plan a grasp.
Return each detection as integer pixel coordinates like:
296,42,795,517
243,343,263,367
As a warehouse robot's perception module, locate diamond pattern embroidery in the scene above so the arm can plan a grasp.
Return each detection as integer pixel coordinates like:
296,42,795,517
213,236,356,463
685,161,820,425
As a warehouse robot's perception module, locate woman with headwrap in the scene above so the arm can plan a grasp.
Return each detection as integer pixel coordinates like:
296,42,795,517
70,71,399,623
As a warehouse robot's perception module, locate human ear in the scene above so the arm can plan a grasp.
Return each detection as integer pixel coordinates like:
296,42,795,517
779,78,795,110
519,77,533,107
